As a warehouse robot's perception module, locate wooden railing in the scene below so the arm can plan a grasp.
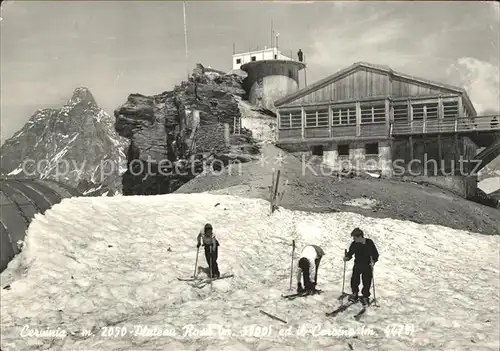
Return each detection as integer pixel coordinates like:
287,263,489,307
277,115,499,142
392,116,500,135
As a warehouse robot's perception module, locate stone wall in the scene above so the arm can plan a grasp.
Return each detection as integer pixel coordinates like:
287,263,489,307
321,140,392,176
280,139,392,176
194,123,229,154
406,174,478,198
250,75,299,110
242,60,303,110
392,135,478,176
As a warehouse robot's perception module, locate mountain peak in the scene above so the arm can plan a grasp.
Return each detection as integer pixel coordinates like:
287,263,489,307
70,87,96,105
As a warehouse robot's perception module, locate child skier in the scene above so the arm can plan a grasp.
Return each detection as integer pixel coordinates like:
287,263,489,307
296,244,325,295
343,228,379,305
196,223,220,278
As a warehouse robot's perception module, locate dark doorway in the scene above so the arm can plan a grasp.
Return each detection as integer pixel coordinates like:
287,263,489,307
338,144,349,156
365,142,379,155
312,145,324,156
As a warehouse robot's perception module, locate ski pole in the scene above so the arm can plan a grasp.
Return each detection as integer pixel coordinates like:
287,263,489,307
371,257,379,306
193,245,200,278
341,249,347,295
209,245,213,280
289,240,295,290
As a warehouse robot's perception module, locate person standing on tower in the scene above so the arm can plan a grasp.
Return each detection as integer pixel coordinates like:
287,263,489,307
297,49,304,62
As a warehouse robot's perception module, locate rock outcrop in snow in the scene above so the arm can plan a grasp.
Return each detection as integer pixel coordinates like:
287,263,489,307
0,87,129,196
114,64,253,195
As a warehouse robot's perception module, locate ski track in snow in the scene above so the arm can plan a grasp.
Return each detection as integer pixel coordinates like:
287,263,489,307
0,194,499,351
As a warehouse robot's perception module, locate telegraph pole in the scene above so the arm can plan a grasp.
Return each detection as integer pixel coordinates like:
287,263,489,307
183,1,189,80
304,53,307,87
271,19,273,47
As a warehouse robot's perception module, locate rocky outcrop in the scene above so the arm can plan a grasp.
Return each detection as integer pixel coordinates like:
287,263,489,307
0,87,128,195
114,64,250,195
469,187,499,209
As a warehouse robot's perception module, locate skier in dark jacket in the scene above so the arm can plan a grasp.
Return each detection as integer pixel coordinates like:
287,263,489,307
197,223,220,278
296,244,325,295
344,228,379,305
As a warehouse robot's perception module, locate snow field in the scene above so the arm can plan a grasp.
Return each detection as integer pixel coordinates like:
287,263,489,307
1,193,499,350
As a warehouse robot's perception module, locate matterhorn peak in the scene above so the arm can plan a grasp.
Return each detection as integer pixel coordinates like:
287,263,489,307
70,86,97,106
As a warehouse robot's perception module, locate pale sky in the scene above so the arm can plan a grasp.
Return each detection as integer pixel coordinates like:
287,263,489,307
1,1,499,144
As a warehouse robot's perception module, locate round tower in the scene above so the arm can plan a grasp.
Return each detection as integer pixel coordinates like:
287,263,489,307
241,59,306,110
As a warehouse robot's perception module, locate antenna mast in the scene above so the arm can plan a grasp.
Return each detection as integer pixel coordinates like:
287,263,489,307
183,1,189,80
271,20,274,58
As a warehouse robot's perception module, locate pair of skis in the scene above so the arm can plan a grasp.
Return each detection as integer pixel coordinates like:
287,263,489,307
353,299,375,321
281,289,323,300
326,294,377,320
324,292,355,317
283,289,377,320
178,273,234,288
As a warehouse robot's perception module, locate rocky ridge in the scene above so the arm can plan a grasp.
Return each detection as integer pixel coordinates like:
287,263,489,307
114,64,256,195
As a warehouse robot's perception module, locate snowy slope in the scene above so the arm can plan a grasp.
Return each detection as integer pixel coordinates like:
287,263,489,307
1,194,499,350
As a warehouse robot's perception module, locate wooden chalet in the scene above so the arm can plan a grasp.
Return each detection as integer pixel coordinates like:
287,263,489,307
274,62,500,178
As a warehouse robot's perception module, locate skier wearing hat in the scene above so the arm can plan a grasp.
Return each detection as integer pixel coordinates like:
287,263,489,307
197,223,220,278
296,244,325,295
343,228,379,305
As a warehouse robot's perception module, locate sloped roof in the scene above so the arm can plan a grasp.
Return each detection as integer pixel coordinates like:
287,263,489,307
275,62,476,115
0,178,80,272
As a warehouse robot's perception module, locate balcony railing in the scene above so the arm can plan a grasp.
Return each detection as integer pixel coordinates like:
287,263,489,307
278,122,388,141
391,116,500,136
277,116,499,142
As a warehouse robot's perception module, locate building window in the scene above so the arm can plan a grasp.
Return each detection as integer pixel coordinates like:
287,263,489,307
317,109,329,127
412,103,438,120
361,104,385,123
236,58,241,64
426,104,438,119
365,142,379,155
312,145,324,156
279,112,291,129
251,56,256,61
305,109,329,127
393,104,408,123
279,110,302,129
338,144,349,156
332,106,356,125
305,110,315,127
274,55,278,59
443,101,458,119
290,111,302,128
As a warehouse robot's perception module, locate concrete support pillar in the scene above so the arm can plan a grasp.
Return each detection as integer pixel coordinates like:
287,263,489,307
379,140,393,177
351,142,364,172
356,102,361,136
385,99,391,137
301,106,305,139
323,143,338,171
